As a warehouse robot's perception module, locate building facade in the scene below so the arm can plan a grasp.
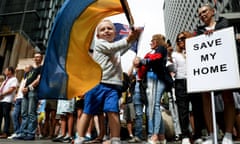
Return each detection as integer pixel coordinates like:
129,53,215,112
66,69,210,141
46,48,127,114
0,0,64,72
163,0,240,47
0,0,64,50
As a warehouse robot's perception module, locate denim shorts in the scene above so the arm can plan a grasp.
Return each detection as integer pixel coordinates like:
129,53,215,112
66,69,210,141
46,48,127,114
83,83,121,115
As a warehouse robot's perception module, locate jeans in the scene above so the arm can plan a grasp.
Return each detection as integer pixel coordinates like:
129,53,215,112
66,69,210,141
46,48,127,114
19,91,38,137
12,98,22,134
168,95,182,136
0,102,12,134
133,81,144,139
146,77,165,136
133,82,145,105
134,104,144,139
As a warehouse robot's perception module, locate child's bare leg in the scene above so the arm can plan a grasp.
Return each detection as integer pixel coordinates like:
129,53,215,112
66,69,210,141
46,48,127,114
107,112,120,138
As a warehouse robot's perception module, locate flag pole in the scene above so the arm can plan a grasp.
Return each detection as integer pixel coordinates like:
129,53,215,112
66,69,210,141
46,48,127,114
211,5,219,138
120,0,134,30
211,91,218,144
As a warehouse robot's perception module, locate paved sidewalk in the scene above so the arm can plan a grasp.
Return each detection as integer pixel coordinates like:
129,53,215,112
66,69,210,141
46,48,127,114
0,139,63,144
1,139,240,144
0,139,179,144
0,139,183,144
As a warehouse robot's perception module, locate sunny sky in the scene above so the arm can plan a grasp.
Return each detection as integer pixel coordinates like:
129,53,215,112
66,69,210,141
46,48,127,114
107,0,165,72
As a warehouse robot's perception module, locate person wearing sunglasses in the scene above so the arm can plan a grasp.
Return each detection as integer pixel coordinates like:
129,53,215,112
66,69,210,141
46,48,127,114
172,31,205,144
196,3,235,144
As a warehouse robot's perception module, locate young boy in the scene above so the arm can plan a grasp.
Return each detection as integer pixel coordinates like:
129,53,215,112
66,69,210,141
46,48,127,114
74,19,142,144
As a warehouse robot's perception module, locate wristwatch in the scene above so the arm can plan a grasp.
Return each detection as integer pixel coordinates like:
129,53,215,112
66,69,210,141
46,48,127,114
28,85,34,91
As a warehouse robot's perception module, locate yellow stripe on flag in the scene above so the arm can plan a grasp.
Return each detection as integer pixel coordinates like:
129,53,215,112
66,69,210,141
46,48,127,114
66,0,123,99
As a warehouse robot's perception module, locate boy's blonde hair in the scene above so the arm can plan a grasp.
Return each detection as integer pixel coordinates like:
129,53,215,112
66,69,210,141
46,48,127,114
96,19,116,34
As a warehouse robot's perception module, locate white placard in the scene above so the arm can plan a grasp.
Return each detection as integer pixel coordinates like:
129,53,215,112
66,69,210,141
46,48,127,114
186,27,240,93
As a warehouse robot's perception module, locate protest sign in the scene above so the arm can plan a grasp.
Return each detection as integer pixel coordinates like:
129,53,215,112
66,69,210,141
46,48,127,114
186,27,240,93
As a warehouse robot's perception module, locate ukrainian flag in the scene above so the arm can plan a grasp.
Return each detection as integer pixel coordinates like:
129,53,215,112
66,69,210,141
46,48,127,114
39,0,123,99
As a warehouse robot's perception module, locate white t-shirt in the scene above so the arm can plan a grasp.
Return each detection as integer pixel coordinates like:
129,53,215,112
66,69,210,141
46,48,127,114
0,77,18,103
15,78,26,99
172,51,186,79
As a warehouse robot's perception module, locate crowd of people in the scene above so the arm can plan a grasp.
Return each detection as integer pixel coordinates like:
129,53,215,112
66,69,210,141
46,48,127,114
0,3,240,144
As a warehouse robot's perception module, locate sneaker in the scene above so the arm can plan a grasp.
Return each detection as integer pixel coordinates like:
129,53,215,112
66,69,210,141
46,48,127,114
194,138,203,144
182,138,191,144
222,137,233,144
74,137,85,144
38,134,44,139
13,135,25,140
52,135,64,142
61,136,73,143
147,138,160,144
111,139,122,144
84,136,92,141
103,135,109,141
128,136,142,143
24,135,35,140
202,138,213,144
174,135,181,141
7,133,17,139
111,137,121,144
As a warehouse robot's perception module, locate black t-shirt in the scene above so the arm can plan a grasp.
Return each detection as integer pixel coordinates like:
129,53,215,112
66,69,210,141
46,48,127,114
25,65,42,90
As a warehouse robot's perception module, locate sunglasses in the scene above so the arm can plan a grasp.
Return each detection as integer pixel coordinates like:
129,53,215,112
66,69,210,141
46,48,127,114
177,37,186,42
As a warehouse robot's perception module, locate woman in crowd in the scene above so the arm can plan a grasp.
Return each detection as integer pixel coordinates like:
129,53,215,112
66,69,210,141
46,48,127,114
172,31,205,144
134,34,168,144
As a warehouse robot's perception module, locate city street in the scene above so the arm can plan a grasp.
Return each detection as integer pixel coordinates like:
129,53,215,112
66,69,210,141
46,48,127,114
0,0,240,144
0,139,240,144
5,139,240,144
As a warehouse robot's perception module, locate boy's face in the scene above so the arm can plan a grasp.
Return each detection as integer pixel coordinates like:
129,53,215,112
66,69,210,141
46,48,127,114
97,21,116,42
